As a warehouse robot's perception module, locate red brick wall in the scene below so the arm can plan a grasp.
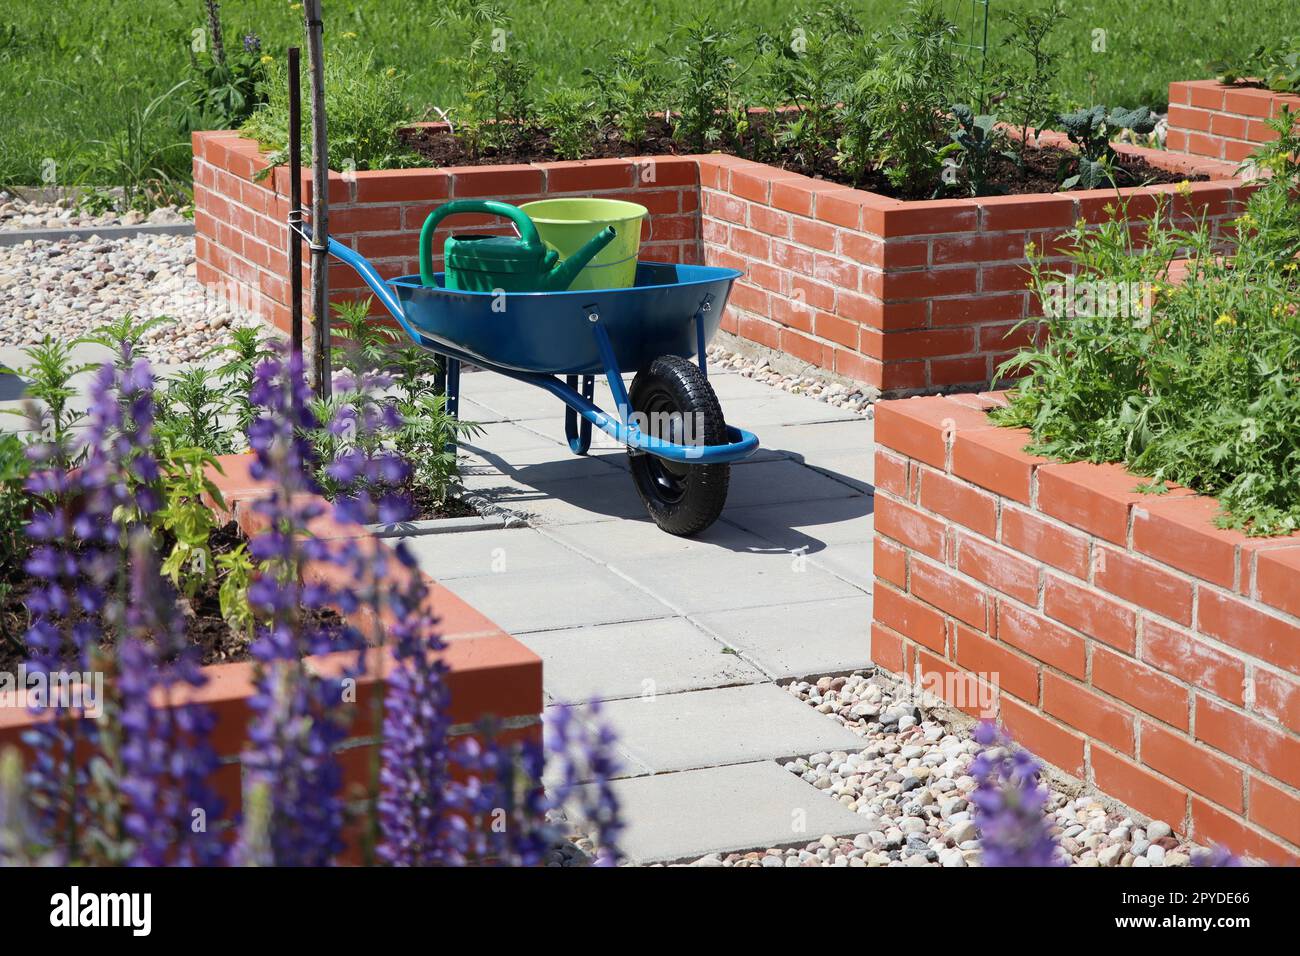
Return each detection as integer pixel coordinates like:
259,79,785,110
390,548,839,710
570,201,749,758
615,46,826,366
1168,80,1300,163
193,128,1243,395
698,141,1241,394
191,128,699,334
872,393,1300,863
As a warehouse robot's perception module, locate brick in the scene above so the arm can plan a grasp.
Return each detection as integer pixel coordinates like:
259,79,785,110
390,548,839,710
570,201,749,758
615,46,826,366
873,200,979,238
1255,546,1300,619
791,217,837,251
1253,669,1300,734
771,239,814,273
874,396,994,469
977,195,1076,231
815,189,866,229
728,166,775,203
1044,574,1137,653
998,602,1086,679
881,267,978,300
911,558,987,631
918,470,997,538
952,426,1043,504
749,203,791,237
1131,496,1242,589
1094,646,1189,730
930,293,1026,327
1167,103,1213,133
1198,588,1300,677
874,536,908,588
1248,776,1300,848
954,625,1039,704
1094,546,1194,626
1141,618,1245,705
1191,797,1296,865
1092,746,1189,829
451,165,545,198
730,226,770,260
1223,87,1275,118
874,586,947,653
931,232,1028,265
999,693,1086,777
957,533,1040,605
864,327,975,361
1042,672,1135,754
874,449,909,497
770,177,839,217
352,167,450,203
814,311,859,350
1196,697,1300,789
1142,720,1243,809
833,347,879,385
778,328,831,369
1188,83,1228,111
1038,461,1191,545
871,621,907,674
916,648,997,718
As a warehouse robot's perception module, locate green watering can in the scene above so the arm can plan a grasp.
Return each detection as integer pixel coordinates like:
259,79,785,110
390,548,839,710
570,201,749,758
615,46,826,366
418,199,615,293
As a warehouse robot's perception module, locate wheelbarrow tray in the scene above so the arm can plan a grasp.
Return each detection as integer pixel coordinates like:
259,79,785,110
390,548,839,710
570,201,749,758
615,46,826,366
387,261,740,375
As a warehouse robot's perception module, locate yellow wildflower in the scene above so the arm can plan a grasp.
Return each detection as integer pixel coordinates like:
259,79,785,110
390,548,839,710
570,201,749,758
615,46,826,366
1215,313,1237,328
290,2,301,9
1024,240,1037,257
1175,179,1193,198
386,67,397,77
341,31,358,40
260,54,273,64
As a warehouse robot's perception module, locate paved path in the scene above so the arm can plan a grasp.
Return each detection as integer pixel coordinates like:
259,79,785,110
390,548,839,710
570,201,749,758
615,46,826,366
404,365,878,863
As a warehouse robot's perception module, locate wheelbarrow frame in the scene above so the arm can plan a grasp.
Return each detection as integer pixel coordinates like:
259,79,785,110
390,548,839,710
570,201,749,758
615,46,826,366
323,236,760,465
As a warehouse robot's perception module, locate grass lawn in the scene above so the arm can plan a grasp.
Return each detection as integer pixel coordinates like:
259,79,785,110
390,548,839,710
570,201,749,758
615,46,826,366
0,0,1295,187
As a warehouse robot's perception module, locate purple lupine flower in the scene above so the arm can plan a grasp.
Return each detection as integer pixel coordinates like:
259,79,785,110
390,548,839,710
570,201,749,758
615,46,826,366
1194,844,1243,867
969,721,1063,867
238,349,357,866
375,541,464,865
118,532,227,866
242,33,261,54
544,702,624,866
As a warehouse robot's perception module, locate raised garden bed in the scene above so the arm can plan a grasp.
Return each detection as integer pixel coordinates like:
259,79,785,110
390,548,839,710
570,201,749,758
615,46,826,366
192,127,1245,397
0,452,542,841
870,393,1300,864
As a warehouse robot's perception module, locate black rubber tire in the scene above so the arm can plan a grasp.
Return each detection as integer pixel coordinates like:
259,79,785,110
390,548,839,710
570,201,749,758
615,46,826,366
627,355,730,536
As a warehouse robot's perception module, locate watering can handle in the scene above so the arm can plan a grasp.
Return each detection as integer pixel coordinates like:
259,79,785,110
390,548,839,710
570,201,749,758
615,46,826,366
418,200,544,286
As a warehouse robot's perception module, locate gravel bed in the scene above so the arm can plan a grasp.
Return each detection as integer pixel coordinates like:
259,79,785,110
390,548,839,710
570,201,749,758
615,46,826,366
706,343,879,417
0,191,186,231
0,233,259,365
680,669,1220,868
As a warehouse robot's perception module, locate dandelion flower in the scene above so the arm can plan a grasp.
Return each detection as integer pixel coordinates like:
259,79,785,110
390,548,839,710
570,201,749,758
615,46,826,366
1216,313,1237,328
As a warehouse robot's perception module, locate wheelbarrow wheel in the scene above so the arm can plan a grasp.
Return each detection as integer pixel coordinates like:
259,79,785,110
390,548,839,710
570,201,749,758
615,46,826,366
627,355,730,536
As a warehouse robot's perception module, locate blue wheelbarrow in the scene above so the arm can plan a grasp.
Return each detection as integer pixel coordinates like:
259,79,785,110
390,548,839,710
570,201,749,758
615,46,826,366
319,235,760,535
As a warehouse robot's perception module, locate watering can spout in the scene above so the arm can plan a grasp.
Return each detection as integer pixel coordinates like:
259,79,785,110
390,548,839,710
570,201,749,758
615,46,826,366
547,225,616,291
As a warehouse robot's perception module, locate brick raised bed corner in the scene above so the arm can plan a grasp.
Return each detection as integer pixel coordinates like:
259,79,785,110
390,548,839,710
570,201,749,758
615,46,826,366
1168,80,1300,164
192,126,1245,396
871,394,1300,862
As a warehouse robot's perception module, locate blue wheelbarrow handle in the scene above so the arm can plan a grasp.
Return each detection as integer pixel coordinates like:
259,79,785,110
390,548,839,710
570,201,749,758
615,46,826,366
300,224,428,344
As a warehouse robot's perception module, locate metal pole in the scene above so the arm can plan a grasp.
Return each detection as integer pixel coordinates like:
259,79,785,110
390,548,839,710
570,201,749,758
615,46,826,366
304,0,331,398
288,47,303,355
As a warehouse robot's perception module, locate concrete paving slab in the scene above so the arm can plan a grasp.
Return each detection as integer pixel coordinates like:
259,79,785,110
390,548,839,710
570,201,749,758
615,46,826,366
693,595,875,680
724,457,863,509
722,390,861,428
573,760,866,863
595,683,865,774
460,442,625,484
391,527,588,581
519,617,765,704
610,546,863,615
724,496,875,551
464,471,650,526
440,563,671,634
543,515,781,564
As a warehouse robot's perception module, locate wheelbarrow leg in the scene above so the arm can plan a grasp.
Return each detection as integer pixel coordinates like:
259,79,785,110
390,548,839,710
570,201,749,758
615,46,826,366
444,357,461,455
565,375,594,455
